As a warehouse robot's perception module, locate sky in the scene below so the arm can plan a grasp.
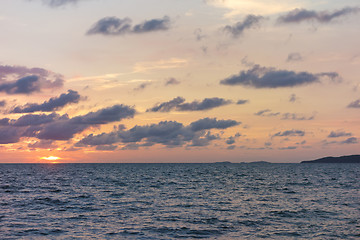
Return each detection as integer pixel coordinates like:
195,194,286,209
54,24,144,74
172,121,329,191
0,0,359,163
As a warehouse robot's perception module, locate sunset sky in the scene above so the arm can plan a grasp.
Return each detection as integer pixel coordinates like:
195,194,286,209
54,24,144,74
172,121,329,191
0,0,359,163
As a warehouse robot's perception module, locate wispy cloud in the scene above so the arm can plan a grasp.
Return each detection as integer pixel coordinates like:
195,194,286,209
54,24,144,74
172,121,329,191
278,7,360,24
133,58,188,72
223,15,264,38
87,16,171,36
147,97,232,112
347,99,360,108
220,64,340,88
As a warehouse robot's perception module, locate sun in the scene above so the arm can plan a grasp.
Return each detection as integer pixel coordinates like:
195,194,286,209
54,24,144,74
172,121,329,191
40,156,61,163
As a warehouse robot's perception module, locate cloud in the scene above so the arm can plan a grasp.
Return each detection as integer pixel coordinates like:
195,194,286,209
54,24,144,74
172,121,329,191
0,100,6,107
278,146,297,150
147,97,232,112
272,130,305,138
220,64,340,88
77,117,239,149
347,99,360,108
254,109,280,117
223,15,264,38
41,0,79,7
11,90,81,113
0,127,25,144
328,131,352,138
165,77,180,86
36,104,136,140
341,137,358,144
286,52,303,62
87,16,170,36
28,140,57,149
194,28,206,41
133,58,187,72
289,94,298,103
189,117,240,131
278,7,360,24
281,112,315,121
147,97,185,112
11,113,63,127
133,82,152,91
0,65,64,94
236,99,248,105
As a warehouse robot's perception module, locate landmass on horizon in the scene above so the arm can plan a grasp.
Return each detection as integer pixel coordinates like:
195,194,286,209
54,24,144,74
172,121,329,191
301,155,360,163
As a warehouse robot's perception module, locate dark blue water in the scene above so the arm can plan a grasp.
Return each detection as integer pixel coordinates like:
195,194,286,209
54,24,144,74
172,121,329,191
1,163,359,239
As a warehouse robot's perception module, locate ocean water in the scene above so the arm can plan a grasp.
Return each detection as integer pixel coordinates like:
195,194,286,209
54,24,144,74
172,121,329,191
0,163,359,239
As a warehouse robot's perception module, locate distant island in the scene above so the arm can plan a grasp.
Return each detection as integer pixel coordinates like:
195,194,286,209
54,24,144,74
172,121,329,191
301,155,360,163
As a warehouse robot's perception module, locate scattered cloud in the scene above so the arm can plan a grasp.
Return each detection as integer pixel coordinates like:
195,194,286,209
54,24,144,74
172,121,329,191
286,52,303,62
87,16,171,36
347,99,360,108
341,137,358,144
133,82,152,91
28,140,58,149
133,58,187,72
41,0,79,7
223,15,264,38
254,109,280,117
164,77,180,86
220,64,340,88
76,117,240,149
289,94,298,103
278,7,360,24
0,65,63,94
236,99,248,105
278,146,297,150
0,100,6,107
147,97,232,112
11,90,81,113
328,131,352,138
281,112,315,121
272,129,305,138
189,117,240,131
194,28,206,41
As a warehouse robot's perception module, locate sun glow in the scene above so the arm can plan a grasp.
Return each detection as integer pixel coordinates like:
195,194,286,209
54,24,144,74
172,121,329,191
40,156,60,161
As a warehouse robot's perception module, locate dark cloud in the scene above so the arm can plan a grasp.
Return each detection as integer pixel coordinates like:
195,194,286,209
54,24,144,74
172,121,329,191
96,145,118,151
11,90,81,113
278,7,360,24
147,97,232,112
223,15,264,38
87,16,170,36
0,127,24,144
254,109,280,117
341,137,357,144
236,99,248,105
28,140,57,149
133,16,170,33
41,0,79,7
287,52,303,62
77,117,239,149
272,130,305,138
189,118,240,131
147,97,185,112
0,100,6,107
347,99,360,108
133,82,152,91
12,113,63,127
0,65,64,94
278,146,297,150
36,104,136,140
220,64,340,88
281,113,315,121
328,131,352,138
165,77,180,86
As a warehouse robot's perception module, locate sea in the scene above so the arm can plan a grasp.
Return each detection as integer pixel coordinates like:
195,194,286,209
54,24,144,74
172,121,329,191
1,163,359,239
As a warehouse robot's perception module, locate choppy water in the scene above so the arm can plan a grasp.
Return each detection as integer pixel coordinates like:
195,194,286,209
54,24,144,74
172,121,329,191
1,163,359,239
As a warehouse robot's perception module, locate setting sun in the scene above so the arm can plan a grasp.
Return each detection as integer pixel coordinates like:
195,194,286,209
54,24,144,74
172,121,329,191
40,156,60,161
